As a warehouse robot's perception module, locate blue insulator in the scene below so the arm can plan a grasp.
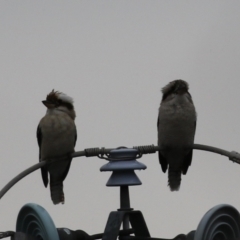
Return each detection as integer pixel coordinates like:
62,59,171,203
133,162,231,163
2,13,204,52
100,148,146,186
195,204,240,240
16,203,59,240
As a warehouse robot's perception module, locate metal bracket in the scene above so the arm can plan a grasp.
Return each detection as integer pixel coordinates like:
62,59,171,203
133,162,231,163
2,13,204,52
102,210,150,240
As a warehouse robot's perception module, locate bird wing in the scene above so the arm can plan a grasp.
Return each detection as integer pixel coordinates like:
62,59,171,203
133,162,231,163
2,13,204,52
59,159,72,183
182,120,196,175
74,128,77,147
37,125,49,187
158,151,168,173
157,116,168,173
181,150,193,175
59,127,77,182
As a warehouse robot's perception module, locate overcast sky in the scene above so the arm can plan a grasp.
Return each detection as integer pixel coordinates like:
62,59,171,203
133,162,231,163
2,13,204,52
1,1,240,238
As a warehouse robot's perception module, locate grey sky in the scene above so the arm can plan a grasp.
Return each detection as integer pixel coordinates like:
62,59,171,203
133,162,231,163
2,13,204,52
1,1,240,238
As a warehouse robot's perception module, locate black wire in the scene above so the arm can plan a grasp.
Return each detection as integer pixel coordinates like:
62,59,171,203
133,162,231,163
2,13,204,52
0,231,15,239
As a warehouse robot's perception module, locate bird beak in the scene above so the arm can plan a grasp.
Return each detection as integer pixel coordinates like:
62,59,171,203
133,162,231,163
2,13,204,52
42,100,55,109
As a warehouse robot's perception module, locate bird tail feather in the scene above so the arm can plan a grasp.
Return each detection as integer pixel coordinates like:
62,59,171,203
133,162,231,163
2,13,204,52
50,181,64,204
168,167,181,191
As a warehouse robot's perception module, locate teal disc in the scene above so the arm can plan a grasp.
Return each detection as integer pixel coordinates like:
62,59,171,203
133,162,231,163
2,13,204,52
16,203,59,240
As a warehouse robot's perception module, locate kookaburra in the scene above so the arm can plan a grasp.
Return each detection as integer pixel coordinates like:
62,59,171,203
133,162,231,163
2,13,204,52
157,80,196,191
37,90,77,204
